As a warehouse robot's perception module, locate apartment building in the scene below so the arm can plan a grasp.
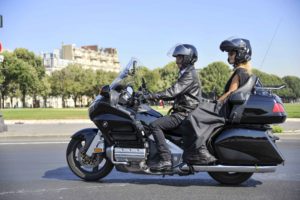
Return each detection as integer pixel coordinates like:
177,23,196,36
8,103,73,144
43,44,120,74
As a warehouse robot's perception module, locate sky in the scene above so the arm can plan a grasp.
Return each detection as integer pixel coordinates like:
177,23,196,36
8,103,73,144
0,0,299,77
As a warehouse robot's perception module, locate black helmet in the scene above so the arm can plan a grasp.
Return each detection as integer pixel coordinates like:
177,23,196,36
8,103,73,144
171,44,198,65
220,38,252,65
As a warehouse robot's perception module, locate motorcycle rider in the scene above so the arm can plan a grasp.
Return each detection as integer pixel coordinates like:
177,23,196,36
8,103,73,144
145,44,202,171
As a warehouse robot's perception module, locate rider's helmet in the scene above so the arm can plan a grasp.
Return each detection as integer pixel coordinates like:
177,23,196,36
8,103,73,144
220,37,252,65
171,44,198,65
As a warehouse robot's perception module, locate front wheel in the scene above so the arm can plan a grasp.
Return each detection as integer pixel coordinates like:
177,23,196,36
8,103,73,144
66,138,114,181
208,172,253,185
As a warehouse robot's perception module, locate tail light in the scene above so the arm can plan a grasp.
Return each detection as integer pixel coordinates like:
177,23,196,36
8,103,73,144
273,103,285,113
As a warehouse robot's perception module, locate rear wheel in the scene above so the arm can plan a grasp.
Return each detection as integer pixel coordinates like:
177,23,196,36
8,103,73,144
208,172,253,185
66,138,114,181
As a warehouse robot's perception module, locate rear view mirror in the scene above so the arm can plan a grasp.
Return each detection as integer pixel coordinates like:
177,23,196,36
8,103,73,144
0,15,3,28
129,60,137,75
100,85,110,98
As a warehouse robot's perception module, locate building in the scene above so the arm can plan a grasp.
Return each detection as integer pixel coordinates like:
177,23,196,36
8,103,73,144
3,44,121,108
43,44,120,74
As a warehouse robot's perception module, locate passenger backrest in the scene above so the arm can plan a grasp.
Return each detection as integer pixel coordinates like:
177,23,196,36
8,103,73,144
228,75,258,124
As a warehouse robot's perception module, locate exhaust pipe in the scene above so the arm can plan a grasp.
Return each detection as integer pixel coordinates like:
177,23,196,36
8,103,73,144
180,165,277,173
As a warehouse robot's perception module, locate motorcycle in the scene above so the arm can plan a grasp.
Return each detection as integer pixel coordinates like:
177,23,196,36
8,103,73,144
66,58,286,185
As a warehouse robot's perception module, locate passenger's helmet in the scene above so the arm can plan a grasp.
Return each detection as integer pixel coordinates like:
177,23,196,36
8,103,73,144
170,44,198,65
220,38,252,65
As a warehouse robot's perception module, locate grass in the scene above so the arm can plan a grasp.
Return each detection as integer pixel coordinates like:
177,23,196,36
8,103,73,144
1,108,89,120
0,103,299,120
283,103,300,118
271,125,283,133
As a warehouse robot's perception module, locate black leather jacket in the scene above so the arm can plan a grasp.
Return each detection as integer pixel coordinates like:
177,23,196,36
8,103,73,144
155,65,201,114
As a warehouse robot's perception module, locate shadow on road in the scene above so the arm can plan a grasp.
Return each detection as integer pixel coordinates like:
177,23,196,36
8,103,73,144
43,167,263,187
43,166,79,181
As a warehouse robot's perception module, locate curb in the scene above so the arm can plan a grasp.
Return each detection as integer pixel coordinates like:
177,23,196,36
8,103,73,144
5,119,92,125
4,118,300,125
1,131,300,138
286,118,300,122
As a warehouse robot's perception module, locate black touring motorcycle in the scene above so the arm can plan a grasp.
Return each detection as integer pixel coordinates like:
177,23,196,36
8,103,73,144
66,58,286,185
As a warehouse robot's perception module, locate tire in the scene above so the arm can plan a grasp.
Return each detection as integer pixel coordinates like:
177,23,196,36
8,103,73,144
208,172,253,185
66,138,114,181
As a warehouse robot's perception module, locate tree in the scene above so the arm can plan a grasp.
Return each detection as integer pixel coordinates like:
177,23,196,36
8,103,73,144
13,48,45,78
199,62,231,98
17,61,39,107
158,62,178,91
252,69,287,98
39,75,52,107
0,51,17,108
83,69,97,102
132,66,162,92
282,76,300,98
14,48,46,107
50,69,69,108
62,64,86,107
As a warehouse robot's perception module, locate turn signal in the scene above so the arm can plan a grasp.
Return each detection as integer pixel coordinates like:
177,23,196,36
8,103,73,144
273,103,285,113
94,148,104,153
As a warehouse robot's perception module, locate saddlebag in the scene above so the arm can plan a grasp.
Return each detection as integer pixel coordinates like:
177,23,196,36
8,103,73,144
214,127,285,165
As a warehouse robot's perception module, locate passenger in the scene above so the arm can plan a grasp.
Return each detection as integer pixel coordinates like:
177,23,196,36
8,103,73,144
218,37,252,104
183,37,253,165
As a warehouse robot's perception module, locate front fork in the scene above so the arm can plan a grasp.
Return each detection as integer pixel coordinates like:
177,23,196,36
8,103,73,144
85,130,105,157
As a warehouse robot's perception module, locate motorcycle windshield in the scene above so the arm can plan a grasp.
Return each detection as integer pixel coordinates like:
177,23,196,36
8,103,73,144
110,57,141,90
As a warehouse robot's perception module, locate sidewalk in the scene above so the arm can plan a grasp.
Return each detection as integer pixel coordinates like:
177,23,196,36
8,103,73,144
4,118,300,125
4,119,92,125
0,122,96,138
0,118,299,138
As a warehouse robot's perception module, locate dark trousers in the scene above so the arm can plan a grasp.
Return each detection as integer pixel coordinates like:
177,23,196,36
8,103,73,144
149,113,185,161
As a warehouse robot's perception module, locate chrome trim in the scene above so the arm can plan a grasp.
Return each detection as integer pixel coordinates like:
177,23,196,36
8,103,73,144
114,147,147,162
106,146,129,165
180,164,277,173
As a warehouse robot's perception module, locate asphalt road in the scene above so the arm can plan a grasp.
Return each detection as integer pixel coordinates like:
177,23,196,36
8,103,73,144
0,137,299,200
2,119,300,139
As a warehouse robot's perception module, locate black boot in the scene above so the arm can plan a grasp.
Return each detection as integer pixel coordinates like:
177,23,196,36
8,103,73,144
184,146,217,165
149,160,172,171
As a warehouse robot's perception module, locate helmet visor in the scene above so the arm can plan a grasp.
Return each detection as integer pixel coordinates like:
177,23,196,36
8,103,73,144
167,44,192,58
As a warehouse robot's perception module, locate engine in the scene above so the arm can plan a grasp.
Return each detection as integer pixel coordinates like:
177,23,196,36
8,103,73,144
106,146,148,164
114,147,147,162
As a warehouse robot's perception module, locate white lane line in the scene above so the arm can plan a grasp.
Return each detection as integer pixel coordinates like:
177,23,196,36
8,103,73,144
0,141,69,145
0,184,127,195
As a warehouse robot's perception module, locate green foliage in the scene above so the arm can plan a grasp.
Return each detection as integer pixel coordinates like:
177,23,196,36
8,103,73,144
132,66,162,92
252,70,300,101
158,62,178,91
2,108,88,120
199,62,231,97
272,125,283,133
1,47,300,108
252,69,284,86
282,76,300,100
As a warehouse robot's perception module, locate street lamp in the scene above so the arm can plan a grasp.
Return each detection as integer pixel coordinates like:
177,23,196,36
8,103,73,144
0,15,8,132
0,55,7,132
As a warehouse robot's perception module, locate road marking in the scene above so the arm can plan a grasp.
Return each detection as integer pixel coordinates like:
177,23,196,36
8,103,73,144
0,141,69,145
0,184,127,196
